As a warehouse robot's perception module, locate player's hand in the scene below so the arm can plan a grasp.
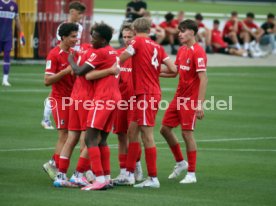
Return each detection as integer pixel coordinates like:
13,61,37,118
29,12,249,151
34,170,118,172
20,32,25,46
64,65,72,74
196,104,204,120
110,62,120,75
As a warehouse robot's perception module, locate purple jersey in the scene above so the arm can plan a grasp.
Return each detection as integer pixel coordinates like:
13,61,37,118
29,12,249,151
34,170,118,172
0,0,18,41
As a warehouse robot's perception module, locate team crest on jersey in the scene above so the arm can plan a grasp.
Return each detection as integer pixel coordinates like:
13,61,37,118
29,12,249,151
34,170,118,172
10,6,14,11
88,53,97,62
197,58,205,67
186,58,190,64
46,60,51,69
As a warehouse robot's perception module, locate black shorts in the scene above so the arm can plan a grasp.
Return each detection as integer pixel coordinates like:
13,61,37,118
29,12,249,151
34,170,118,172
223,35,243,45
217,47,230,54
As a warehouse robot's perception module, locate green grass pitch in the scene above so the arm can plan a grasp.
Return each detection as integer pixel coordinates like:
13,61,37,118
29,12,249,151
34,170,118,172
0,65,276,206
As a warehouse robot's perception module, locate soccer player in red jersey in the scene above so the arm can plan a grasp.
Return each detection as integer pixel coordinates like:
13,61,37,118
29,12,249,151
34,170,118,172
68,22,121,191
112,23,143,183
42,23,78,180
160,19,208,184
118,17,177,188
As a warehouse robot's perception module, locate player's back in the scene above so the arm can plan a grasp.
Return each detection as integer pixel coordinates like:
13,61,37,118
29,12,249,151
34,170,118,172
85,45,120,101
130,36,168,95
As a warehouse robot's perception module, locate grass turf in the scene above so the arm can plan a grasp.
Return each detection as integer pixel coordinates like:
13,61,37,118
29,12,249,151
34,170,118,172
0,65,276,206
95,0,275,15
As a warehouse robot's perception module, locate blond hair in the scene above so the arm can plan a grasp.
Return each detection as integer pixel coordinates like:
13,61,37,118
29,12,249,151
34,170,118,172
132,17,151,33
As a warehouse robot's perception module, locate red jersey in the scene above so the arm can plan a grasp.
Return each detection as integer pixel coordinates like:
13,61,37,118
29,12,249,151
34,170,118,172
198,22,205,28
70,44,94,101
243,20,258,30
126,36,169,95
117,48,134,100
45,46,75,98
85,45,121,101
175,43,207,99
211,29,228,49
223,20,243,36
159,21,178,29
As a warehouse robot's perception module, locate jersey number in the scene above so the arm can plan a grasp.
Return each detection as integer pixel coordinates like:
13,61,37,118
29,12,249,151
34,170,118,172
151,48,159,70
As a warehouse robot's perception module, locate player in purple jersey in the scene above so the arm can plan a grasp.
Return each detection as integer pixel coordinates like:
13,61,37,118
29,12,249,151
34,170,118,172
0,0,25,86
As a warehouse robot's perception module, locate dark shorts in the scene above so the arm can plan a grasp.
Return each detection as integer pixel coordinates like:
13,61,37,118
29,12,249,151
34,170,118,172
0,40,12,53
223,35,243,45
217,47,230,54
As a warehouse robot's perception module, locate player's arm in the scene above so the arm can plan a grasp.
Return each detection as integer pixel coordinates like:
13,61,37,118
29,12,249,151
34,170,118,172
120,50,132,65
85,63,119,80
15,15,25,46
68,53,93,76
160,58,178,78
196,71,208,120
44,66,72,86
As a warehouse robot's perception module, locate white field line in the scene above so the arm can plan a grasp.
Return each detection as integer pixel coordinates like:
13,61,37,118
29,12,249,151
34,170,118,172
0,136,275,152
0,89,50,93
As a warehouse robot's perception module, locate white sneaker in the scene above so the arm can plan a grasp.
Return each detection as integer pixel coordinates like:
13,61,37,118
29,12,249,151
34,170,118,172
134,161,143,181
168,160,188,179
112,173,126,185
53,173,78,188
84,170,96,183
2,81,11,86
41,120,54,130
179,173,197,184
114,173,135,186
133,177,160,188
43,160,57,180
70,172,89,187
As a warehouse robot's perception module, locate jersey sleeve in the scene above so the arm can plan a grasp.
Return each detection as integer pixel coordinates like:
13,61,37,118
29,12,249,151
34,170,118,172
125,38,139,56
85,50,103,69
194,48,207,72
45,53,58,75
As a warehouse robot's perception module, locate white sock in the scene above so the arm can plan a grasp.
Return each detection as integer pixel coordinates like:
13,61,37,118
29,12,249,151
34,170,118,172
3,74,8,83
120,168,126,175
43,98,52,121
187,172,196,177
177,160,186,166
244,42,249,50
104,175,111,181
235,43,241,49
96,175,105,183
136,161,141,168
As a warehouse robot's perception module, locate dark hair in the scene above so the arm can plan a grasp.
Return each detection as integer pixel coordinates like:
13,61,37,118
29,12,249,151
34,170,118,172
69,1,86,13
178,19,198,35
58,23,79,40
246,12,255,19
165,12,175,22
231,11,238,16
195,13,203,21
267,13,275,19
214,19,220,25
90,22,113,43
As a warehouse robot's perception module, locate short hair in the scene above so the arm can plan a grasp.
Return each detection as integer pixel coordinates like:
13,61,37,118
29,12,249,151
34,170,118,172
90,22,113,43
214,19,220,25
69,1,86,13
178,19,198,35
165,12,175,22
267,13,275,19
246,12,255,19
231,11,238,16
132,17,151,33
58,23,79,40
195,13,203,21
121,22,134,32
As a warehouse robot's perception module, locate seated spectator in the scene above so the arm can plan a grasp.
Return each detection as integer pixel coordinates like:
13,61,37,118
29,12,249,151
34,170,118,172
212,19,248,57
172,10,185,26
222,11,243,49
242,12,265,54
261,13,276,54
144,11,165,44
195,13,213,53
159,12,179,54
126,0,147,22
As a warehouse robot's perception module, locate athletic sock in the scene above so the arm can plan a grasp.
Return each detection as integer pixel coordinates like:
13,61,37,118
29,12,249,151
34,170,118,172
119,154,127,169
59,156,70,173
145,147,157,177
187,150,197,172
76,157,90,173
87,147,103,177
170,143,184,162
126,142,140,173
99,146,110,176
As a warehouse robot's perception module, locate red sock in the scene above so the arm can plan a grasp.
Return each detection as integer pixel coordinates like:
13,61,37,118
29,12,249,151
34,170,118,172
126,142,140,173
53,154,60,169
59,157,70,173
119,154,127,169
76,157,90,173
87,147,103,176
99,146,110,175
170,143,184,162
145,147,157,177
187,150,197,172
136,144,142,162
